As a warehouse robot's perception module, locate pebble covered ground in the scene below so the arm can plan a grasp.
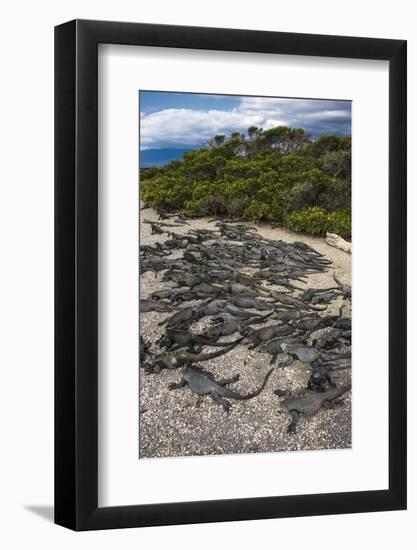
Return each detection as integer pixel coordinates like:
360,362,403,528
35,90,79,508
139,207,351,459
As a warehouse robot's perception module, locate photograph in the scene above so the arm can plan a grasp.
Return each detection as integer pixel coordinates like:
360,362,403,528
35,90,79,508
138,91,352,459
0,1,409,541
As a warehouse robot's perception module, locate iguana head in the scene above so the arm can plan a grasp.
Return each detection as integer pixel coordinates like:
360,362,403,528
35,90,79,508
280,342,289,353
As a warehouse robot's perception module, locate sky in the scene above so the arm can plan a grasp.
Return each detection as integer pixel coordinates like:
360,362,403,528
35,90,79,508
139,91,351,152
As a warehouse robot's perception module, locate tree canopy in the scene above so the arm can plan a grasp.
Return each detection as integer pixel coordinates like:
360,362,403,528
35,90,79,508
140,126,351,238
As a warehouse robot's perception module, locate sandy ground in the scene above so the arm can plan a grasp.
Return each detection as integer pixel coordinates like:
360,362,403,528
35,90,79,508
139,208,351,459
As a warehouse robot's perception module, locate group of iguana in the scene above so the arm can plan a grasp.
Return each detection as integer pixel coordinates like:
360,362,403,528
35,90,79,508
140,208,352,435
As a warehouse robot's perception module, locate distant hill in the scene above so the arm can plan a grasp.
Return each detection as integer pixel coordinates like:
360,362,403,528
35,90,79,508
140,147,193,167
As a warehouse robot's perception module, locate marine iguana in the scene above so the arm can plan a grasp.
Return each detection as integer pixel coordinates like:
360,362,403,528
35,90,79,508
269,291,326,311
140,243,171,257
144,219,183,229
312,328,343,350
150,289,173,301
234,272,262,288
257,336,302,364
310,289,341,305
143,220,164,234
143,338,243,374
273,310,315,323
301,287,340,303
291,315,337,332
265,275,303,291
200,320,244,340
307,361,351,392
159,299,214,329
192,282,224,297
202,310,274,340
183,251,204,264
169,364,274,413
156,208,178,220
292,241,326,257
279,342,350,367
161,271,202,288
231,295,275,311
173,215,190,225
139,335,152,362
140,299,175,313
227,282,269,298
171,289,216,304
215,303,274,320
158,305,196,328
332,305,351,330
159,328,243,351
243,323,297,349
275,383,351,433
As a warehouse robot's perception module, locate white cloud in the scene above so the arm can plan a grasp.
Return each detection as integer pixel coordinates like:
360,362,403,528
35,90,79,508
140,97,351,149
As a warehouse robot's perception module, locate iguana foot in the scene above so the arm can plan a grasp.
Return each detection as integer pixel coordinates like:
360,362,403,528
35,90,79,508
277,356,294,369
223,402,230,414
168,380,186,390
210,391,231,414
287,410,300,433
144,363,160,375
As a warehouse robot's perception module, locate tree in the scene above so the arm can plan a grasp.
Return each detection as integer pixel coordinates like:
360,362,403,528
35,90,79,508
320,150,351,181
261,127,310,154
208,134,226,148
230,131,243,140
248,126,258,140
311,135,351,157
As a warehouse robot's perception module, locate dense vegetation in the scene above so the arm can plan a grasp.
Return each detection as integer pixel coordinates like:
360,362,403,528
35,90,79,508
140,126,351,238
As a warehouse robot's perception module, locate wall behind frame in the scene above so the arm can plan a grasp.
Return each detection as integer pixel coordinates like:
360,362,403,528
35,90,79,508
0,0,414,548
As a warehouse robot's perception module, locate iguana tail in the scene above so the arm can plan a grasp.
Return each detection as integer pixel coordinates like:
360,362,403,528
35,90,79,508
321,351,351,361
224,368,274,401
189,337,244,363
327,383,352,400
254,309,276,322
195,335,244,347
333,271,343,288
306,302,328,312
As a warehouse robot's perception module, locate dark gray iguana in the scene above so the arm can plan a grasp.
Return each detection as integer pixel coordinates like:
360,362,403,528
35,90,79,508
143,337,243,374
278,342,351,368
139,335,152,362
140,299,175,313
275,383,351,433
169,364,274,414
159,328,243,351
243,323,297,349
307,361,351,392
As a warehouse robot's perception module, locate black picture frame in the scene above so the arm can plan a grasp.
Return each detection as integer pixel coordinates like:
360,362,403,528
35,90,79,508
55,19,407,531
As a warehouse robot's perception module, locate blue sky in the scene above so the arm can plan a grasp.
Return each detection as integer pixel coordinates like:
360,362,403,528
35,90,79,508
139,91,351,151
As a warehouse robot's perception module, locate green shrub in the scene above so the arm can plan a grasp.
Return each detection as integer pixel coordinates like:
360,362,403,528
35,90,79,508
244,200,283,222
285,207,329,235
285,207,351,238
326,208,351,238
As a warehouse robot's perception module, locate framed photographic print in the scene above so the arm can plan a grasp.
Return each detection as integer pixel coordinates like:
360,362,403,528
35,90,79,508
55,19,407,530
